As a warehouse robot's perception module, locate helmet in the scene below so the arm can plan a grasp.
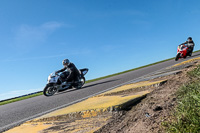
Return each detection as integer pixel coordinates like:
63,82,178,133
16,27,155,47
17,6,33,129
188,37,192,40
62,59,70,66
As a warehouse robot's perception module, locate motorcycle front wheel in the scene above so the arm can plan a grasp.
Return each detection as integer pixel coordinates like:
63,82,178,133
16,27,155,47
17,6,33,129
43,84,58,96
175,53,181,61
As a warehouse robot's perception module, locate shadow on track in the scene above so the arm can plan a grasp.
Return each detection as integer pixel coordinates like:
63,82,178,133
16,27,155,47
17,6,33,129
53,79,120,96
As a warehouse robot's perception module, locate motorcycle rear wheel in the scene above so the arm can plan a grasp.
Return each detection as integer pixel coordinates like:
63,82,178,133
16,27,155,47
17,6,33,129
74,77,85,89
43,84,58,96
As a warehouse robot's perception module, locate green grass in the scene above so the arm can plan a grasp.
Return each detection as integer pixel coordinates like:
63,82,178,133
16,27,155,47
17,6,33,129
0,92,43,106
86,57,174,83
187,65,200,79
193,49,200,53
163,65,200,133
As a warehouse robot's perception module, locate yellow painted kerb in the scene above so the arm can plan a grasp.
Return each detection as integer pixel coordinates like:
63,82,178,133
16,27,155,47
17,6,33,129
173,57,200,67
99,80,166,96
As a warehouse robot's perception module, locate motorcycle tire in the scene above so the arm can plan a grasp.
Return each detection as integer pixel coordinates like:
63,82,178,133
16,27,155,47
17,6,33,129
43,84,58,96
74,77,85,89
175,53,181,61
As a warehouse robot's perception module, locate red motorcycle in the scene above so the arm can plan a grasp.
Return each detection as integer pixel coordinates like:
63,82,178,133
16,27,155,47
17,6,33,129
175,44,188,61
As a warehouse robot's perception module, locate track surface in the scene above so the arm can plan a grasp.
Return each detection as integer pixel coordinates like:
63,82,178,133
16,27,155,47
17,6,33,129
1,52,200,132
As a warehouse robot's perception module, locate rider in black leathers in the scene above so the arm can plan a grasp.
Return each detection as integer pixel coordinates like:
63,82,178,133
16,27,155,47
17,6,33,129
56,59,80,82
181,37,195,56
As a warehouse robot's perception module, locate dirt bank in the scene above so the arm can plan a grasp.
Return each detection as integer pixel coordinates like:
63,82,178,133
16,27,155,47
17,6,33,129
95,63,196,133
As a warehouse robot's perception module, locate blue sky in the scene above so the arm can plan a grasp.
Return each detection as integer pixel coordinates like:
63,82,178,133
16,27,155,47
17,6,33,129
0,0,200,100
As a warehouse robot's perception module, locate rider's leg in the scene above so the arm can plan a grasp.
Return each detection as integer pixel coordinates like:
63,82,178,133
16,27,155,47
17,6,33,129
60,72,68,82
188,46,194,56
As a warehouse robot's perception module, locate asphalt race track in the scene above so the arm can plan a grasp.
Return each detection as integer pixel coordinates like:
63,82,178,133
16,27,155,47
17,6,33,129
1,52,200,132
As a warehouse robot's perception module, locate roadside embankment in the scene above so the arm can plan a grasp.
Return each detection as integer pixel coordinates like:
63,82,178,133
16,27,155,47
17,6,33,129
163,64,200,132
97,58,200,133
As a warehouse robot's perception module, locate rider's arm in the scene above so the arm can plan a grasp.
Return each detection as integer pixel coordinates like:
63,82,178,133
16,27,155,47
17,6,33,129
66,69,72,79
66,63,76,79
181,41,188,45
56,67,66,73
189,40,195,46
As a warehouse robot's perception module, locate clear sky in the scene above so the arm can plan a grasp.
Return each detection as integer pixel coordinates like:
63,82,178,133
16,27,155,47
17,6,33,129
0,0,200,100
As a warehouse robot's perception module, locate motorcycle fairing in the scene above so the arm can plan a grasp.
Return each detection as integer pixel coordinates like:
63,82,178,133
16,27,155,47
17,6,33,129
48,73,59,83
80,68,89,75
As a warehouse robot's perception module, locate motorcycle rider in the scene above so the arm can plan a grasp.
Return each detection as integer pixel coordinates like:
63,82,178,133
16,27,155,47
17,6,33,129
55,59,80,83
181,37,195,56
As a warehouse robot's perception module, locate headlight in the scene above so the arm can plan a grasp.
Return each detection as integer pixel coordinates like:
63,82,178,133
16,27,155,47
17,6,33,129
48,75,51,81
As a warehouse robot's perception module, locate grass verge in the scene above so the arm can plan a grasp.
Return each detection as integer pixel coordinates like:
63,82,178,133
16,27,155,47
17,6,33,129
86,57,174,83
163,65,200,133
0,92,43,106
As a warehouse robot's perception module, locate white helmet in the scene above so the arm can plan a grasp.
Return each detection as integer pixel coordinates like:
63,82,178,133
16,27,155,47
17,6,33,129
62,59,70,66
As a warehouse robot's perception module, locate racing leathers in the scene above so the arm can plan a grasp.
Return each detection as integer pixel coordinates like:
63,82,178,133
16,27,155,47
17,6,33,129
56,63,80,82
181,40,195,56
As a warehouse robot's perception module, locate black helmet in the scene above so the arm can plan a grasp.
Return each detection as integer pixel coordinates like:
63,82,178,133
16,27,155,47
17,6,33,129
188,37,192,40
62,59,70,66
